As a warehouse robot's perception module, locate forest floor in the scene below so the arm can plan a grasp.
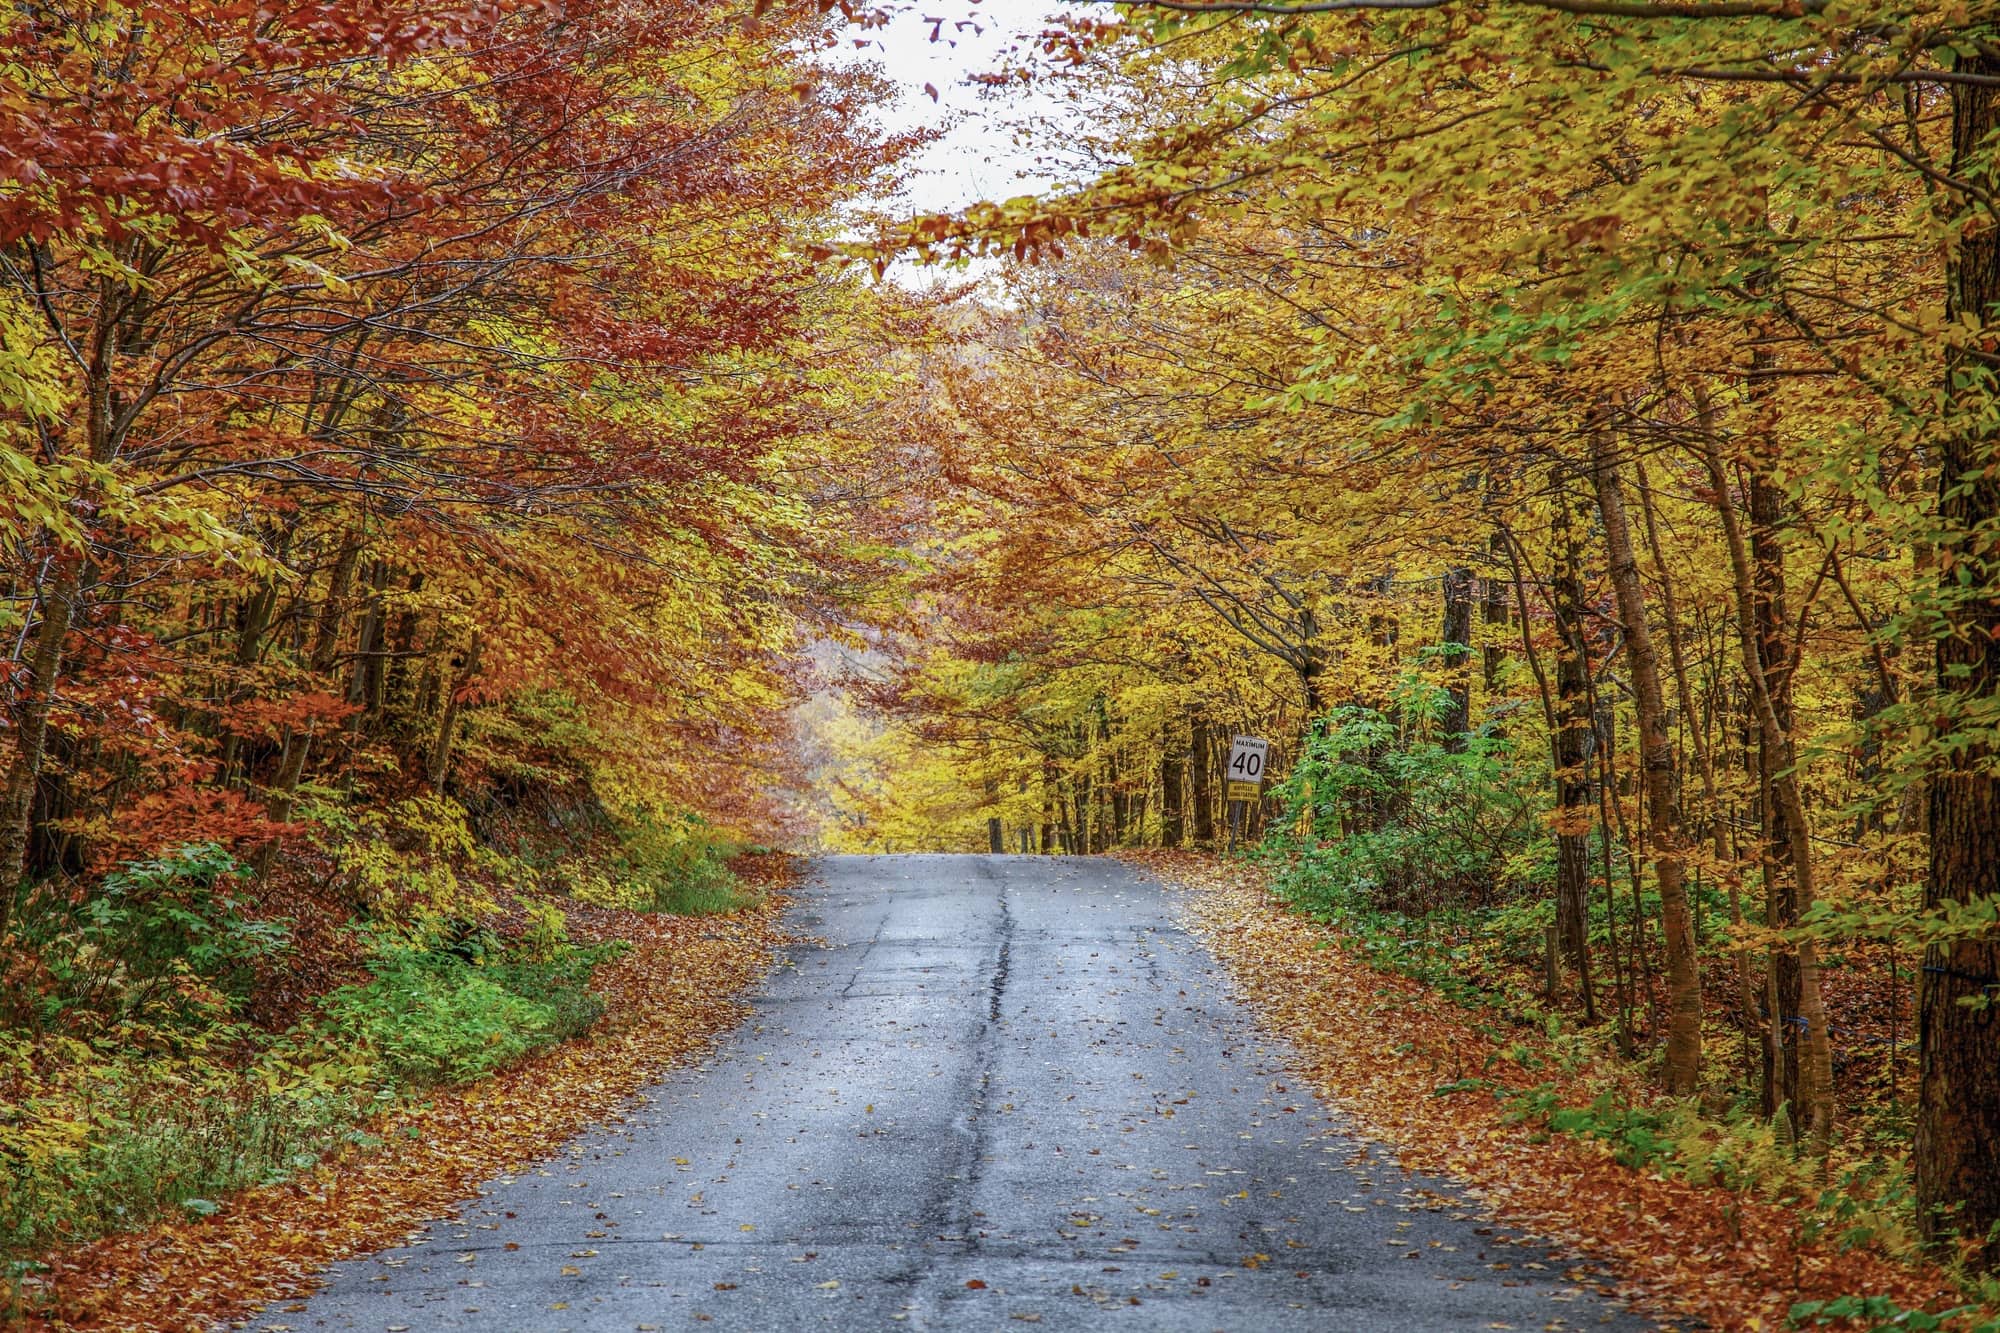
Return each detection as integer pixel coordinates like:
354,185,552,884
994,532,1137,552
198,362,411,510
18,857,795,1333
1129,849,1975,1331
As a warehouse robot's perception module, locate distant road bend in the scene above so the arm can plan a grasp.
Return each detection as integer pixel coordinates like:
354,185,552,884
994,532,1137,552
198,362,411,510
284,854,1648,1331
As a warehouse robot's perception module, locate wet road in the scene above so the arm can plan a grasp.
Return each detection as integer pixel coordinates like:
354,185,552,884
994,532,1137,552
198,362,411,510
282,854,1646,1332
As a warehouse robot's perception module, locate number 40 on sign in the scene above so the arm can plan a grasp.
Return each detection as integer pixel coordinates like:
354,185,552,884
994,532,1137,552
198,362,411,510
1226,736,1268,803
1224,735,1269,854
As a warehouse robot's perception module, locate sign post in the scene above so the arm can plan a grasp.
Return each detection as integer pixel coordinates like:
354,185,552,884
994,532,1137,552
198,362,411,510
1225,735,1269,855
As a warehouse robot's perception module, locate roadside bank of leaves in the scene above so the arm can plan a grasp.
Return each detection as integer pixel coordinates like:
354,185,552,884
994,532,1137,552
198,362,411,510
1128,849,1971,1332
19,855,794,1333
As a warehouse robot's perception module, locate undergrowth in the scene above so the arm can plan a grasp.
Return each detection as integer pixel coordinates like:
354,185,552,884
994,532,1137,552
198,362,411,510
555,806,759,915
0,783,764,1307
0,829,669,1307
1252,681,1966,1322
2,909,617,1272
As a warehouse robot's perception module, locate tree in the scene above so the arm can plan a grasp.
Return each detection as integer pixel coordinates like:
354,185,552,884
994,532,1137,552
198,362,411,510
0,0,922,891
1916,45,2000,1268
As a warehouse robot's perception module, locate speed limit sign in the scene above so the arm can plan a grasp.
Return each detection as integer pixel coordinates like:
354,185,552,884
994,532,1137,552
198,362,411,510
1226,736,1269,802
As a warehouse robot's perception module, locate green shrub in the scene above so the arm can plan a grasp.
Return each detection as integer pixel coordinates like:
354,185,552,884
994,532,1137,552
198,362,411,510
313,949,552,1087
563,868,651,911
620,808,750,912
1790,1294,1995,1330
1252,682,1592,1021
487,934,619,1045
1503,1085,1674,1170
310,930,620,1089
1263,680,1549,919
9,844,289,1041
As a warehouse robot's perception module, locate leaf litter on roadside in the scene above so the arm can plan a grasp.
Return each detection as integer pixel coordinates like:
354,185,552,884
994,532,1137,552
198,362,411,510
1126,849,1966,1332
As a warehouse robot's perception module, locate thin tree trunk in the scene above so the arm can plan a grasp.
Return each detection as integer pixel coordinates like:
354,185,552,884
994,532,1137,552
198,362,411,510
1586,664,1634,1053
1190,715,1216,845
1042,757,1062,853
1502,517,1598,1022
427,634,483,789
1748,472,1806,1124
1548,501,1598,1019
0,303,122,892
1440,564,1473,747
384,573,426,714
266,536,360,828
0,561,81,894
1083,767,1100,852
985,773,1004,853
1639,457,1782,1104
1159,742,1186,848
1590,433,1703,1095
217,578,280,784
1693,425,1836,1149
1482,532,1510,691
348,559,387,709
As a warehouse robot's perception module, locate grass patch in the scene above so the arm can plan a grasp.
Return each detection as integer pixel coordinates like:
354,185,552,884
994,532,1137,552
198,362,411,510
300,930,620,1092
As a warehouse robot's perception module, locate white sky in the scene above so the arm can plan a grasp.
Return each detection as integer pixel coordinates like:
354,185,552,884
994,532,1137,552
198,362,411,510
835,1,1105,217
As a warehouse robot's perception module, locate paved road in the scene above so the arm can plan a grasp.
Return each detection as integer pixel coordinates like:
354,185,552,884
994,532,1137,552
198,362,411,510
281,855,1647,1332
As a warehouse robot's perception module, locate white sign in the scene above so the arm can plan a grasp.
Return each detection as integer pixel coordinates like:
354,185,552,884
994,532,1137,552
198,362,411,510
1226,735,1269,801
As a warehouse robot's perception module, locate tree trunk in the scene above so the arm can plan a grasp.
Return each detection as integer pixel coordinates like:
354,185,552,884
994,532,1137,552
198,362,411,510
1072,758,1092,853
1590,433,1703,1095
427,634,483,789
1749,472,1804,1123
1918,47,2000,1268
1159,744,1186,847
1695,429,1836,1150
217,579,280,784
1499,522,1595,1021
348,559,387,709
384,572,425,715
1190,715,1216,845
1042,758,1061,853
0,307,122,894
985,774,1004,853
0,561,81,894
1110,756,1129,846
265,536,360,827
1439,564,1473,747
1639,457,1778,1103
1549,500,1597,1017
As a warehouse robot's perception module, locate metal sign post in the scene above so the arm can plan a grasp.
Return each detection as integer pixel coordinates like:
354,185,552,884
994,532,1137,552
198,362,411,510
1225,735,1269,856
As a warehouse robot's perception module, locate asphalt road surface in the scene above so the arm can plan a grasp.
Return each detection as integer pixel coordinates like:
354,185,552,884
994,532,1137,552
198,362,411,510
280,854,1649,1332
